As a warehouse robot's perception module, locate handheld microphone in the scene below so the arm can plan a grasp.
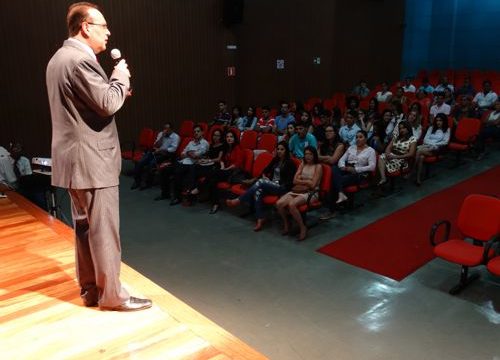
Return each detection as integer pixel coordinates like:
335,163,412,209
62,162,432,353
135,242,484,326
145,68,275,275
110,48,122,65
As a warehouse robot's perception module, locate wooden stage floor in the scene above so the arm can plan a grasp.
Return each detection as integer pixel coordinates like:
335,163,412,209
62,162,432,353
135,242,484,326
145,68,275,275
0,191,267,360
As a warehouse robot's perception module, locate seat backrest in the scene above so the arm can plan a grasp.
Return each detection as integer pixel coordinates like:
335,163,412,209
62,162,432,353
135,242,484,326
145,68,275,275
176,137,192,156
240,130,258,150
257,133,278,153
179,120,194,138
457,194,500,242
198,122,209,138
319,164,332,196
242,148,254,174
252,151,273,177
454,118,481,143
138,128,155,149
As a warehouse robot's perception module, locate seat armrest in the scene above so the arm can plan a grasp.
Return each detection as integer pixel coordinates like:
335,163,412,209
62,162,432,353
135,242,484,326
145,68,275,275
430,220,451,246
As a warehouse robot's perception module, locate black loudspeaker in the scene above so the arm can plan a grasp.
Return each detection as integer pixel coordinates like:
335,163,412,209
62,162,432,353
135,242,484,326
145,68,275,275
223,0,244,26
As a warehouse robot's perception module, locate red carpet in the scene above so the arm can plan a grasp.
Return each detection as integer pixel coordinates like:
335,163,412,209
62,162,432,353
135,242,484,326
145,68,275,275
317,166,500,281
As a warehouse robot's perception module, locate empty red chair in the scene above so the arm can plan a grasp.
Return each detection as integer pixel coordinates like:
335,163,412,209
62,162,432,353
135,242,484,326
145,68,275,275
447,117,481,166
257,133,278,153
231,151,273,196
430,194,500,294
240,130,258,150
179,120,194,138
121,127,155,162
487,256,500,277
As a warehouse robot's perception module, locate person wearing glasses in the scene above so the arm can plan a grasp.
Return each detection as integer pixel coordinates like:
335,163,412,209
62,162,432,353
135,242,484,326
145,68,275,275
46,2,151,311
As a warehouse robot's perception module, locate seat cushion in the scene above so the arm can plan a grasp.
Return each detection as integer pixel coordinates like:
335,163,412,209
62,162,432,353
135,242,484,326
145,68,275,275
434,239,491,266
344,185,359,193
216,182,231,190
448,143,468,151
263,195,279,205
424,155,440,163
121,150,134,160
487,256,500,276
230,184,248,196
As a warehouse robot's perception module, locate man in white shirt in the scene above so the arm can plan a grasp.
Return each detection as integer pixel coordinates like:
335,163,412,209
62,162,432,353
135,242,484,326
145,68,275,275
132,123,180,190
168,125,209,205
473,80,498,112
402,77,416,93
430,93,451,119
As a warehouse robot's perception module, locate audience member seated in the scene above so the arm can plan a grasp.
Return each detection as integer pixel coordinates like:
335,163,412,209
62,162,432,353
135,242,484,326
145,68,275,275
339,110,362,146
453,95,478,121
366,97,380,119
346,96,361,113
311,110,331,143
430,92,451,120
274,101,296,135
418,77,434,94
443,87,455,107
289,122,318,159
377,121,417,186
359,111,377,139
131,123,179,190
311,103,323,128
320,130,376,220
402,77,416,93
475,99,500,160
473,80,498,113
434,75,454,94
384,102,405,143
376,82,393,103
206,129,244,214
212,100,232,126
166,125,210,205
406,109,423,141
280,121,296,142
256,106,275,133
276,146,322,241
231,105,243,128
392,87,409,105
369,109,392,152
319,125,345,165
0,145,17,188
187,128,225,197
236,106,258,131
351,79,370,98
456,76,476,97
226,141,297,231
414,113,451,185
415,89,432,109
9,143,47,209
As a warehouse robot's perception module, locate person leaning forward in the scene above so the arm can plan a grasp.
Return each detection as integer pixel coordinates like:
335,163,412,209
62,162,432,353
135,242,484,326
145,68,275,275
46,2,151,311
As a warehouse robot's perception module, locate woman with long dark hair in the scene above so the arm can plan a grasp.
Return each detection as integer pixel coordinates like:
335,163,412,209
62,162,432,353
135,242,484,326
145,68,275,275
206,129,244,214
415,113,451,185
226,141,297,231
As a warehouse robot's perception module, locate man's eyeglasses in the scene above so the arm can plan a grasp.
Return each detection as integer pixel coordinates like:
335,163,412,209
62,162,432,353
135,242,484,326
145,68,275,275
87,22,108,30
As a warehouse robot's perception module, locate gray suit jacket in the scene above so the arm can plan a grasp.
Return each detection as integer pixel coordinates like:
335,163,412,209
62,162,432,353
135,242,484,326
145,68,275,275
46,40,130,189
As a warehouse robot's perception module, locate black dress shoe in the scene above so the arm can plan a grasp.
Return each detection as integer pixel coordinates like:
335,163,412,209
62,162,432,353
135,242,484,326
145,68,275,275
102,297,152,312
170,198,181,206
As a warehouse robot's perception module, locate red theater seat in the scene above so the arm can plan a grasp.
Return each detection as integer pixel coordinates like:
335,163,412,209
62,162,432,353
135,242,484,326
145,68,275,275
430,194,500,294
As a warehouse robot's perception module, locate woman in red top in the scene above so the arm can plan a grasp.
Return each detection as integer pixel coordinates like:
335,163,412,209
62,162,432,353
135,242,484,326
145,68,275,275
207,129,244,214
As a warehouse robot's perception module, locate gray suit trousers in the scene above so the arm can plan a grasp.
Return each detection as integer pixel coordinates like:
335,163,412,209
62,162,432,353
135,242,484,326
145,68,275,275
69,186,129,307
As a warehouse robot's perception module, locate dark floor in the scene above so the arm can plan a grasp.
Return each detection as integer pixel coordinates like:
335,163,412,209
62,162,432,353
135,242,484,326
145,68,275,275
57,150,500,360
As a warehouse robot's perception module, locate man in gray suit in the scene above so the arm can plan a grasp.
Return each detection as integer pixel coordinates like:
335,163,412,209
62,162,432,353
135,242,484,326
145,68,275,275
46,2,151,311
